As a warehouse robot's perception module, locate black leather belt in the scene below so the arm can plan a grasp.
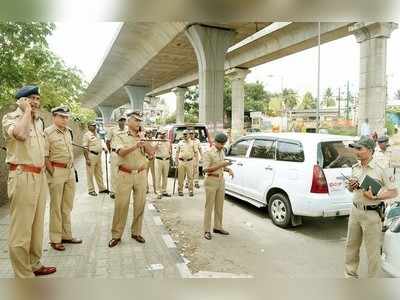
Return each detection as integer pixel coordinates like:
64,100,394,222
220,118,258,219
353,202,379,211
156,157,170,161
179,158,193,162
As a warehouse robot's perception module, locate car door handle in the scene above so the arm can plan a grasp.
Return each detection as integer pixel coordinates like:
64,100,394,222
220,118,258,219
265,166,273,171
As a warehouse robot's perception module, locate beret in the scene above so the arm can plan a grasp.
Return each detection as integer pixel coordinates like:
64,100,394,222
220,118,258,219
15,85,40,99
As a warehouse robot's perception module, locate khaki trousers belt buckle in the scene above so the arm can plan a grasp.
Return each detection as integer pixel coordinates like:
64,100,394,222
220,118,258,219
353,202,378,211
119,165,142,174
50,161,68,168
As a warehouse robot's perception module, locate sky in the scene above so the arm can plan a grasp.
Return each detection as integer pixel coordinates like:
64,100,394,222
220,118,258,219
47,22,400,112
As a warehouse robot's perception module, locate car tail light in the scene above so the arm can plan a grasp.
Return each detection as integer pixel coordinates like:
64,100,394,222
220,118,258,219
310,165,329,194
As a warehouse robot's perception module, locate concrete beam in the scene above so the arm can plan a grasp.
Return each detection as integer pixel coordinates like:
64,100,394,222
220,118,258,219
186,24,235,134
98,105,118,124
148,22,353,96
349,22,398,135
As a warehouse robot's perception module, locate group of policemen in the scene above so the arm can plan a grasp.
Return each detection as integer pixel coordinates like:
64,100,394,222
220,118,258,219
2,85,233,278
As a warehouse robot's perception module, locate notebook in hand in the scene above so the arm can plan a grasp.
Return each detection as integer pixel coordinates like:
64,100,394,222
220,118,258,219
360,175,382,196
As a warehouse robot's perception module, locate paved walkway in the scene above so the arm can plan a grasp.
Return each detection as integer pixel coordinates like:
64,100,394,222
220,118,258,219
0,155,191,278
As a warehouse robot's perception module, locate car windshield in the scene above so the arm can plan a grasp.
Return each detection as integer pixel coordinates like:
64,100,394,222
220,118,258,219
173,127,208,143
318,141,358,169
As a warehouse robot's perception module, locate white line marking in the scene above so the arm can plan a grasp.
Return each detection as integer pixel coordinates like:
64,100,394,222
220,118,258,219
162,234,176,248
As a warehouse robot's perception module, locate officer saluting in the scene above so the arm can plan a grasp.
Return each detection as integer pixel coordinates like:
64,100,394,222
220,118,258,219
344,136,398,278
202,132,233,240
108,111,154,247
2,85,56,277
45,106,82,251
106,115,127,199
82,122,109,196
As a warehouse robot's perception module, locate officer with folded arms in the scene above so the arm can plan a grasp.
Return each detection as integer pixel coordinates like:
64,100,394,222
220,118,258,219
45,106,82,251
154,129,172,199
2,85,56,277
176,130,198,197
344,135,398,278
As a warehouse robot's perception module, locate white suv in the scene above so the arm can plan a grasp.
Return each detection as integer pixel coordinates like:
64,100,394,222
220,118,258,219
224,133,358,228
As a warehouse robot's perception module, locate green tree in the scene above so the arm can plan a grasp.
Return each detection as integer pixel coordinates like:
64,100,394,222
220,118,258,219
322,87,336,107
299,92,316,109
244,81,270,112
184,86,199,122
268,96,283,116
281,88,298,111
0,22,90,122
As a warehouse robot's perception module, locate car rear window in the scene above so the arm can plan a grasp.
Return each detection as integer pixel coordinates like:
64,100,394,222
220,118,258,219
173,127,208,143
276,141,304,162
318,141,358,169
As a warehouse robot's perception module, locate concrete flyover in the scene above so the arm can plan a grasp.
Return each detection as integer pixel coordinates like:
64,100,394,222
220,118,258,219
81,22,398,136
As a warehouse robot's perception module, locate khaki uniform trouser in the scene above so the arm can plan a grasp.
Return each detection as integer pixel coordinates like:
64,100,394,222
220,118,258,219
193,158,199,184
86,153,106,192
155,159,169,194
110,151,118,193
111,170,147,238
344,205,382,278
178,160,194,192
8,169,48,278
48,167,76,243
203,176,225,232
146,159,156,193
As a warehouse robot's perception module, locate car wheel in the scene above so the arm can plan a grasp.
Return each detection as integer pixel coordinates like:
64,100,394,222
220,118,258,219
268,193,292,228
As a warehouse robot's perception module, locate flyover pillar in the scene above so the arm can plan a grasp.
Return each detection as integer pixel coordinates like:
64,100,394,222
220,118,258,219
227,68,250,141
98,105,118,124
185,24,235,135
349,22,398,135
172,87,187,124
124,85,151,112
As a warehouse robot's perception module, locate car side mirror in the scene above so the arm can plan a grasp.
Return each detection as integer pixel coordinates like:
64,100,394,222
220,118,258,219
224,146,229,155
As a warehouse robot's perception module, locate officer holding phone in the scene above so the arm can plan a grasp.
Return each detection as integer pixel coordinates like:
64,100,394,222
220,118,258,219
202,132,234,240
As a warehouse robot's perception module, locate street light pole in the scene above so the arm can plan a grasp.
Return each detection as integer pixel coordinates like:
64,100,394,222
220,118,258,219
316,22,321,133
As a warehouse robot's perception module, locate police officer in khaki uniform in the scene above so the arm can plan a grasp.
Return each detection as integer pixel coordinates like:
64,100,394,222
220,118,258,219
176,130,198,197
189,130,202,189
82,122,108,196
45,106,82,251
154,129,172,199
202,132,234,240
344,136,398,278
108,111,154,247
373,136,391,169
106,116,126,199
2,85,56,277
145,129,157,194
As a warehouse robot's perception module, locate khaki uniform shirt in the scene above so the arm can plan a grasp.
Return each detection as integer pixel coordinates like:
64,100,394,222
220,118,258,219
44,125,74,166
2,107,45,166
113,130,148,169
82,131,102,153
177,139,197,160
106,126,126,149
192,138,201,158
155,141,171,159
373,148,391,169
203,146,225,177
352,159,396,206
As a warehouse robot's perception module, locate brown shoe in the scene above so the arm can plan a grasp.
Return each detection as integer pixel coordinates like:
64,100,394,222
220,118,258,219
50,243,65,251
62,238,82,244
108,238,121,248
204,232,212,240
213,229,230,235
33,266,57,276
131,234,145,243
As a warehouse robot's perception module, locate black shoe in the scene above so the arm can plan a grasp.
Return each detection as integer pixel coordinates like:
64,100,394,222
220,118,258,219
204,232,212,240
178,192,184,196
213,229,230,235
99,189,109,194
110,193,115,199
157,194,162,199
162,192,171,197
131,234,146,243
189,192,194,197
195,183,200,189
88,191,97,196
